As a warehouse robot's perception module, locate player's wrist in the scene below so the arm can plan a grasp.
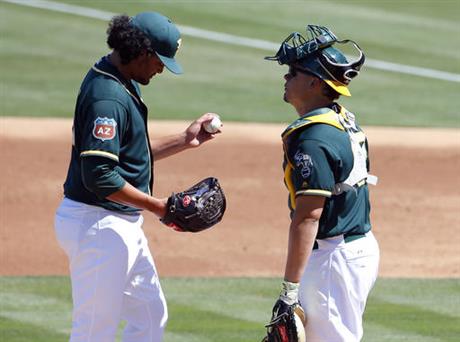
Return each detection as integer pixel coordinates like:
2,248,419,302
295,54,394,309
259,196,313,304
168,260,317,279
279,280,299,305
146,196,168,218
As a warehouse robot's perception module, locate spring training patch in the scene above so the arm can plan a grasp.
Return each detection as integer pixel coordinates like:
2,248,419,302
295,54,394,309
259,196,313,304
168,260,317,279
93,117,117,141
294,150,313,179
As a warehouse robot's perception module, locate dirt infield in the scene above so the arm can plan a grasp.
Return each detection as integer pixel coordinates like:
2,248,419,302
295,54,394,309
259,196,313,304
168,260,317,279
1,118,459,278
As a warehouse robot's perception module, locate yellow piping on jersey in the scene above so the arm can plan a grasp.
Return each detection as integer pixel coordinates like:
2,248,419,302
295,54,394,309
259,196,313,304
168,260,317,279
80,150,119,162
282,111,344,143
284,165,297,210
296,189,332,197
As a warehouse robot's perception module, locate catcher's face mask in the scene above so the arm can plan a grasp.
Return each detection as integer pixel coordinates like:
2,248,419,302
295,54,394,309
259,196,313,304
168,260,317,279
265,25,365,96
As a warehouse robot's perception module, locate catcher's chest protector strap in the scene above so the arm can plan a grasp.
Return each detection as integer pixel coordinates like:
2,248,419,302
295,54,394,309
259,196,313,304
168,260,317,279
333,106,378,193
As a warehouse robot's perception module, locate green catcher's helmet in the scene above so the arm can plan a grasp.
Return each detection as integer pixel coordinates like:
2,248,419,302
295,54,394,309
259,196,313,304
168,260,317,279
265,25,365,96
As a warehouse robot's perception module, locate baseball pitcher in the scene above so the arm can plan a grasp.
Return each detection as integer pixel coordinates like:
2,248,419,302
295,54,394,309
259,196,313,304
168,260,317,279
55,12,225,342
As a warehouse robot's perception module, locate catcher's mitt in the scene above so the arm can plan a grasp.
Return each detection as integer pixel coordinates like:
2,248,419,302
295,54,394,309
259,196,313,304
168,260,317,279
262,300,306,342
160,177,226,233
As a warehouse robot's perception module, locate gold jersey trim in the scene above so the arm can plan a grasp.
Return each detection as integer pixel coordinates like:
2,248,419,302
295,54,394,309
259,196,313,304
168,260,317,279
296,189,332,197
282,110,344,143
284,165,297,210
80,150,119,162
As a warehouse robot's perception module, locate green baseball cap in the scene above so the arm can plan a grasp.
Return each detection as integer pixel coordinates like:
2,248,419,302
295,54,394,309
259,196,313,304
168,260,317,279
131,12,183,74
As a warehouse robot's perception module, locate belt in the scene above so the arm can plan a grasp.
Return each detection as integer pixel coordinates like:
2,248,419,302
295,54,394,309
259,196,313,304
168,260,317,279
312,232,366,250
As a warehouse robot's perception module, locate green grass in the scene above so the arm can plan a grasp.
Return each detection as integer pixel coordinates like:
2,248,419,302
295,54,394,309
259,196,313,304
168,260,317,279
1,276,459,341
1,0,459,127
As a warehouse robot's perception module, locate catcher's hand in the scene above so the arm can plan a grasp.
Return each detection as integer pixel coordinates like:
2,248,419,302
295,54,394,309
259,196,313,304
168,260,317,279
160,177,226,233
262,300,306,342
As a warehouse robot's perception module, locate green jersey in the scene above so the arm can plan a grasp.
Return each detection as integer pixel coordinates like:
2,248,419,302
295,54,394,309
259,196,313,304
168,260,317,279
282,104,372,239
63,56,153,212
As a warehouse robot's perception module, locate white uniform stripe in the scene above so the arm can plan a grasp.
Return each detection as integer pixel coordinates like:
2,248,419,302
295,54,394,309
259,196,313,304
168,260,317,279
3,0,460,83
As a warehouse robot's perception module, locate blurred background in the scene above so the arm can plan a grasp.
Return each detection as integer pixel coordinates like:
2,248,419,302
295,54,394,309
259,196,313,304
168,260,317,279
1,0,459,126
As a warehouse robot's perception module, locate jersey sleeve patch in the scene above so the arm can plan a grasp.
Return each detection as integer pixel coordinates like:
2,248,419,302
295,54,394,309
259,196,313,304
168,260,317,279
290,140,337,194
92,117,117,141
294,150,313,179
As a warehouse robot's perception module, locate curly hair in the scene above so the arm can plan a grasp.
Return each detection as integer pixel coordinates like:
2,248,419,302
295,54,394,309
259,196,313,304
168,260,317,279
106,14,154,64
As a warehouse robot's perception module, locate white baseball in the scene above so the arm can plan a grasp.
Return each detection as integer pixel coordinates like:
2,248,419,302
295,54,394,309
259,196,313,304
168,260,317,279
203,115,222,133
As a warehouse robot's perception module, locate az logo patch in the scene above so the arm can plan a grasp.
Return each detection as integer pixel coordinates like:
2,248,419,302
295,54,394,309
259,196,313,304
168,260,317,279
93,117,117,141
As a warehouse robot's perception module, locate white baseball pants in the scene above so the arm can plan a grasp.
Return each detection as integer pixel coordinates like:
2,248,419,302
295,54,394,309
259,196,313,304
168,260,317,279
55,198,167,342
299,232,379,342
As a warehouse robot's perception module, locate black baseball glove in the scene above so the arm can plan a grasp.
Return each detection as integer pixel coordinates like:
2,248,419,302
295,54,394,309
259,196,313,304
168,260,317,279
160,177,226,233
262,300,306,342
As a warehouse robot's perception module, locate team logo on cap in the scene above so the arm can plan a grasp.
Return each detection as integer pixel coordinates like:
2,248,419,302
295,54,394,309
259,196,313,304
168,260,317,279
93,117,117,141
177,38,182,51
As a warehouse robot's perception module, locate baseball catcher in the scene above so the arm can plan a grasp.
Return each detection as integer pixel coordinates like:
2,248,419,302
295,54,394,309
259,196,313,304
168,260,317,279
261,23,379,342
261,281,306,342
161,177,226,232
